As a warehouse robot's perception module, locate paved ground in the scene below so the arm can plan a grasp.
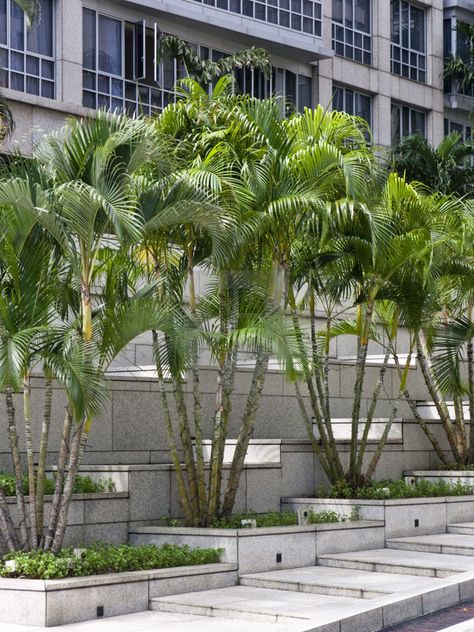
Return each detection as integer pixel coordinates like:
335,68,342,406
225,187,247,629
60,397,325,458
0,611,307,632
382,599,474,631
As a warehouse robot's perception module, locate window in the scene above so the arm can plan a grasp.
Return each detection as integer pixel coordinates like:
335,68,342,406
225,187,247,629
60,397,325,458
235,65,312,112
332,0,371,65
0,0,55,98
83,9,163,114
391,103,426,144
391,0,426,83
189,0,322,36
444,118,472,141
444,17,474,97
333,85,371,127
82,9,312,116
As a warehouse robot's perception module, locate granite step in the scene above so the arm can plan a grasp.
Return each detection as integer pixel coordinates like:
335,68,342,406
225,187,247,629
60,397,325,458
239,566,444,599
150,585,368,624
317,548,474,577
387,533,474,556
448,522,474,535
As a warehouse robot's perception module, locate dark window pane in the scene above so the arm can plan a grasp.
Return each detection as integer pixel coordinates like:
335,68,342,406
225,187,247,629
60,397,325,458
10,2,24,50
0,0,6,45
11,50,23,70
98,14,122,75
26,75,39,94
26,55,39,75
333,0,343,23
297,74,311,111
83,91,96,108
41,59,54,79
354,0,370,33
27,0,53,56
83,9,96,70
410,5,424,52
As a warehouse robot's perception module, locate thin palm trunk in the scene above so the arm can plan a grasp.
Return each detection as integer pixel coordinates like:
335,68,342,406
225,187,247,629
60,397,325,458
356,347,391,476
23,373,38,549
51,418,84,554
173,379,199,524
468,337,474,462
5,388,28,549
36,375,53,542
44,404,73,551
152,331,194,524
187,251,207,523
0,486,18,551
349,302,373,484
416,332,461,463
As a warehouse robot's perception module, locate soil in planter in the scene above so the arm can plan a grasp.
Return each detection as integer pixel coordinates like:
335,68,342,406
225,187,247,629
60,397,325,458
316,479,474,500
0,543,222,580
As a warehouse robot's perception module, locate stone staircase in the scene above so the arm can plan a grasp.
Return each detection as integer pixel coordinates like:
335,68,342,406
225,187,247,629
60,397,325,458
149,521,474,631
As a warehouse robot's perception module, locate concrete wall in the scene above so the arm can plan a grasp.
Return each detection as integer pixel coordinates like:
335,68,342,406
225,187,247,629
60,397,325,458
0,359,458,492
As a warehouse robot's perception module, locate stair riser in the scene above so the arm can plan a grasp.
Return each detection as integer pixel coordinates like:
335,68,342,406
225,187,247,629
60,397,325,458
239,577,382,599
387,541,474,557
317,558,457,578
448,526,474,535
149,601,303,624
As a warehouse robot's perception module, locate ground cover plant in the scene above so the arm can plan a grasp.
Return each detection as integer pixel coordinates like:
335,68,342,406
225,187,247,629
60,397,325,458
162,509,352,528
316,479,474,499
0,473,115,497
0,542,222,579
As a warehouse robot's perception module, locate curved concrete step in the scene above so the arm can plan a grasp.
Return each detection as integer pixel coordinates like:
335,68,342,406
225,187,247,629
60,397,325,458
387,533,474,556
239,566,443,599
317,548,474,577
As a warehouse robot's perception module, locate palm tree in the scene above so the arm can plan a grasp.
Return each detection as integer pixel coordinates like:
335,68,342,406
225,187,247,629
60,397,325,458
444,20,474,97
393,132,474,197
157,35,270,86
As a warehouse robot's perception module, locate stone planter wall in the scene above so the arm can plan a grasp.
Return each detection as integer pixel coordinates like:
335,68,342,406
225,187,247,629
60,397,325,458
129,521,385,574
282,496,474,538
405,470,474,486
0,563,237,627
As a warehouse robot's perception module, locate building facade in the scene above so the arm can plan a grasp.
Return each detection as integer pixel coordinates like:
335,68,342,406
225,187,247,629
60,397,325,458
0,0,471,153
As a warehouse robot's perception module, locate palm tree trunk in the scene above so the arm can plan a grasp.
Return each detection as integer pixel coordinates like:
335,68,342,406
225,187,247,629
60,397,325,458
44,404,73,551
50,419,84,554
0,487,18,551
468,338,474,462
221,347,270,516
416,333,461,463
349,302,373,484
403,388,448,465
5,388,29,549
173,379,199,524
453,393,467,462
208,359,226,520
152,331,194,524
23,374,37,549
294,381,333,481
36,374,53,543
365,399,400,481
187,251,207,524
355,347,391,476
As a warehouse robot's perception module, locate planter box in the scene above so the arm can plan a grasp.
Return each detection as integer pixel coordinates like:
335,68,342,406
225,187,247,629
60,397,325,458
0,563,237,627
282,495,474,538
405,470,474,486
129,521,384,574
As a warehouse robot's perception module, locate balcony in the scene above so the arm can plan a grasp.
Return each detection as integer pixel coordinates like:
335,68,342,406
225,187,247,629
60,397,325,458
124,0,333,62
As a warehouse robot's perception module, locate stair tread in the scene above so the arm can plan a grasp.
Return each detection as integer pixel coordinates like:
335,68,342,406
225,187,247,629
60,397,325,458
240,566,443,594
318,548,474,571
388,533,474,548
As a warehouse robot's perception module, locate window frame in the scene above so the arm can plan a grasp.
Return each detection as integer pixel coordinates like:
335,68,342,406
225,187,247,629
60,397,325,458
188,0,323,37
390,0,426,83
332,83,372,129
391,102,426,144
332,0,372,65
0,0,55,99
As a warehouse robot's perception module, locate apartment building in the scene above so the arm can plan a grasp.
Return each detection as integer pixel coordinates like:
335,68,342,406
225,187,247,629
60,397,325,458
0,0,470,153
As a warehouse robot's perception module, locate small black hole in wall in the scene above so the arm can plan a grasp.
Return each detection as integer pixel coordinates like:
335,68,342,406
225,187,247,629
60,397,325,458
276,553,282,563
97,606,104,618
414,519,419,527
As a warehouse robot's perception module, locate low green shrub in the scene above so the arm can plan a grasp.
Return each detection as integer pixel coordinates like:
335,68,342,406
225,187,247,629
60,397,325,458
0,543,222,579
162,509,355,528
0,473,115,497
315,478,474,500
